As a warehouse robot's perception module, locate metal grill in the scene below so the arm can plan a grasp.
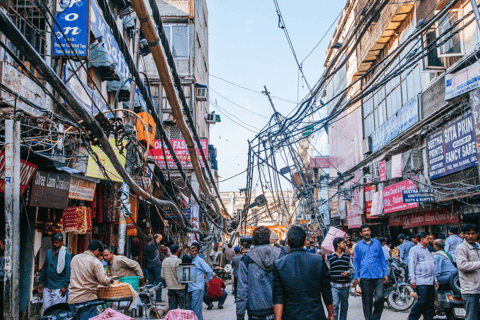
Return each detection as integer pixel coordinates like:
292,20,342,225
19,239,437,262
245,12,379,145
421,74,446,119
166,125,183,139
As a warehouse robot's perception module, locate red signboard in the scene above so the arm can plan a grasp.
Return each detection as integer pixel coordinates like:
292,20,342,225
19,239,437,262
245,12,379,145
0,151,37,195
365,184,377,219
383,179,418,214
150,139,208,169
379,161,386,181
388,215,403,226
402,208,459,228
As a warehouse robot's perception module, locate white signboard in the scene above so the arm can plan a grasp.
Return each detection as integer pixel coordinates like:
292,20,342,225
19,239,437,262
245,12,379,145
445,60,480,100
69,176,97,201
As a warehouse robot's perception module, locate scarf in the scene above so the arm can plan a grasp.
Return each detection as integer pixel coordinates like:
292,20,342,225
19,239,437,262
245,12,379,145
56,246,67,274
433,250,453,264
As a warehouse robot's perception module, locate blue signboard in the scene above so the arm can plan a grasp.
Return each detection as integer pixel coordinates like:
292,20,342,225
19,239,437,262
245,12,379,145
402,189,435,203
53,0,89,57
371,96,419,153
427,112,477,179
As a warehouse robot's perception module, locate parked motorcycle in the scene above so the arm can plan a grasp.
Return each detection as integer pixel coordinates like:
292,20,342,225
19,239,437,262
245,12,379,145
385,258,416,311
435,272,466,320
40,300,105,320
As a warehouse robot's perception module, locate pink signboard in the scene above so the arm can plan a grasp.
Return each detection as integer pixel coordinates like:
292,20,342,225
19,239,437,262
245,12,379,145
150,139,208,169
379,161,386,181
310,157,330,168
391,154,403,178
383,179,418,214
388,215,402,226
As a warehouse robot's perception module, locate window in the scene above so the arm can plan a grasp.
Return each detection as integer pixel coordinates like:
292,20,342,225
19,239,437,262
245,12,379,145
437,10,463,57
424,30,445,69
363,93,375,138
163,25,189,58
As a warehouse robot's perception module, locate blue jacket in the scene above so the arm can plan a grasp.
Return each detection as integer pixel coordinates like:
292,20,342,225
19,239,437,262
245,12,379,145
433,252,457,285
39,248,71,289
353,239,388,280
145,241,162,269
398,240,415,265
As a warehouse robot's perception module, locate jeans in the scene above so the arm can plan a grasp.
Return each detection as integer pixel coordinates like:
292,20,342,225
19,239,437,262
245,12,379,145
332,286,349,320
234,276,238,298
148,264,163,302
248,315,275,320
68,300,99,320
43,288,67,311
462,294,479,320
408,285,435,320
360,278,384,320
203,290,228,307
190,289,204,320
168,289,186,310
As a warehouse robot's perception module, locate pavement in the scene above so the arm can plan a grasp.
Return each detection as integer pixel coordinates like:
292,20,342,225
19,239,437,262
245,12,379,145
203,285,411,320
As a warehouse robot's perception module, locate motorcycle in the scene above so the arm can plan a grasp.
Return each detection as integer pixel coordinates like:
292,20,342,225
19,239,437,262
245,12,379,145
385,258,416,311
40,300,105,320
435,272,466,320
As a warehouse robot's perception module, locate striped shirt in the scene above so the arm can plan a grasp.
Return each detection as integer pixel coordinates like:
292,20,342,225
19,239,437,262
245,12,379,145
326,252,354,284
408,244,437,286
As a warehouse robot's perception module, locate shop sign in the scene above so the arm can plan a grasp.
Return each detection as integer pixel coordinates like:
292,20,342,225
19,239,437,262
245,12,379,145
347,203,362,229
445,60,480,100
329,187,339,218
427,112,477,179
162,203,191,219
190,202,199,242
29,170,71,209
383,179,418,214
150,139,208,169
69,176,96,201
388,215,402,227
86,138,126,182
402,188,435,203
379,161,386,181
470,88,480,175
402,208,459,228
298,220,308,224
391,154,403,178
371,96,419,152
53,0,89,57
365,184,376,218
246,225,286,240
0,151,37,195
370,190,383,217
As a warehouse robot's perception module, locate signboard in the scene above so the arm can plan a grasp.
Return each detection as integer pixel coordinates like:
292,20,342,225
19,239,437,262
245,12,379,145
245,225,286,241
69,176,97,201
370,190,383,217
365,184,376,218
86,138,126,182
402,208,459,228
391,154,403,178
379,161,386,181
310,157,330,168
329,187,339,218
445,60,480,100
29,170,71,209
162,203,191,219
383,179,418,214
53,0,89,57
388,215,403,227
347,203,362,229
402,188,435,203
470,88,480,176
427,112,477,179
371,96,419,152
0,151,37,195
150,139,208,169
190,202,200,242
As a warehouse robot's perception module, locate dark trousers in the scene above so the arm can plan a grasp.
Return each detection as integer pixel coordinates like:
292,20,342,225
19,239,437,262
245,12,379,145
234,276,238,297
148,265,163,302
168,289,186,310
203,290,228,307
360,278,384,320
408,285,435,320
462,294,479,320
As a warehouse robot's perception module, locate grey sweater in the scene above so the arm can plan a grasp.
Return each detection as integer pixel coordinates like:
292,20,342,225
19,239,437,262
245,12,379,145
455,240,480,294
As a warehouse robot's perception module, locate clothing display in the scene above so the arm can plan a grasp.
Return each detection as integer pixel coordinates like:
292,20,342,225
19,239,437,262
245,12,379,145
63,206,93,234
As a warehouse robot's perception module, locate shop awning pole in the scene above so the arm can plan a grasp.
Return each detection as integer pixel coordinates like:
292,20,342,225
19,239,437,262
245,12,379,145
4,119,21,320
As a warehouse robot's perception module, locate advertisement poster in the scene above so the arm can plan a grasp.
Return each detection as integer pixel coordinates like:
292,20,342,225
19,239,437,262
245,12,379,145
445,60,480,100
365,184,376,218
391,154,403,178
86,138,126,182
427,113,477,179
383,179,418,214
329,187,339,218
150,139,208,169
379,161,386,181
370,190,383,217
54,0,89,57
0,151,37,195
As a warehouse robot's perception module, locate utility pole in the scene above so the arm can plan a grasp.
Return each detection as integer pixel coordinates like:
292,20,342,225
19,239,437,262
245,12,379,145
4,119,21,320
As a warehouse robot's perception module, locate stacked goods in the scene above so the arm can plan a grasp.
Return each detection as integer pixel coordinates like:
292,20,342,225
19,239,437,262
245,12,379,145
97,282,134,299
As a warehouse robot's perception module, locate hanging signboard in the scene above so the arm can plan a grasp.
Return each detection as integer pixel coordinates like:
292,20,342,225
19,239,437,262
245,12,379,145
391,154,403,178
86,138,126,182
365,184,376,218
69,176,97,201
379,161,386,181
445,60,480,100
347,202,362,229
162,203,191,219
402,208,459,228
427,112,477,179
402,188,435,203
29,170,71,209
150,139,208,169
383,179,418,214
388,215,403,227
53,0,89,57
371,96,419,152
0,151,37,195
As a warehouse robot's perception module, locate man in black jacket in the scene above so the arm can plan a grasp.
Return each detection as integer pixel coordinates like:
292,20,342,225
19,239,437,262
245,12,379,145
273,226,334,320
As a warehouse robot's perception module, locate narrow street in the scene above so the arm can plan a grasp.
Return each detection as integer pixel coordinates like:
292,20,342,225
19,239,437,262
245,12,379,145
202,285,410,320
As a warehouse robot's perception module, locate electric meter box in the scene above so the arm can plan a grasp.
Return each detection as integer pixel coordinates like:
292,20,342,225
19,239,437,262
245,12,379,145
136,111,156,149
177,264,197,283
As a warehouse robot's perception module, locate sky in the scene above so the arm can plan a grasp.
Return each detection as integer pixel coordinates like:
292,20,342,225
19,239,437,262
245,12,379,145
208,0,346,192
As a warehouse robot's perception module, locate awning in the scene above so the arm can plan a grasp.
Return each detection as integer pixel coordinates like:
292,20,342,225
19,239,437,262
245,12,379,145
107,77,130,102
87,41,121,81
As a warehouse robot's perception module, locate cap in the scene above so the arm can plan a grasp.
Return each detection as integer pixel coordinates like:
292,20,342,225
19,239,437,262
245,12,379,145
51,233,64,241
234,246,241,252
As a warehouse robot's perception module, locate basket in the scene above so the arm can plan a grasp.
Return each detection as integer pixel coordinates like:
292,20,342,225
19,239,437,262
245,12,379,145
97,282,134,299
120,276,140,292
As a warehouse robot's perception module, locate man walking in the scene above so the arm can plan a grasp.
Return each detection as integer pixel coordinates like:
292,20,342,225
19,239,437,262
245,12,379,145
305,240,317,254
225,244,235,264
236,226,280,320
38,233,71,311
408,233,438,320
161,244,186,310
455,224,480,320
203,273,228,310
445,227,463,263
189,242,213,320
432,239,456,288
232,246,242,298
326,237,353,320
352,224,388,320
145,234,165,302
398,234,415,265
273,226,334,320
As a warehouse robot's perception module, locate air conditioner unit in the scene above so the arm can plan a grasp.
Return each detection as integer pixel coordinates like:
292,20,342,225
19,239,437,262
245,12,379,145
196,84,207,101
363,137,373,155
403,149,424,172
206,112,220,124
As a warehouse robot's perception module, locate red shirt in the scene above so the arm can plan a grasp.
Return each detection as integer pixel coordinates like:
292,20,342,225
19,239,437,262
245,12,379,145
207,277,226,298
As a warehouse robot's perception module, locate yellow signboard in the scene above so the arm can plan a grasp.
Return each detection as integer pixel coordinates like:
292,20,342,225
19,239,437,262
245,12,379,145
298,220,308,224
86,138,126,183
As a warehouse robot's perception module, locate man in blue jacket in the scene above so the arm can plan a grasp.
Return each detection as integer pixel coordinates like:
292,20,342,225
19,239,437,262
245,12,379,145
189,242,213,320
352,224,388,320
398,233,415,265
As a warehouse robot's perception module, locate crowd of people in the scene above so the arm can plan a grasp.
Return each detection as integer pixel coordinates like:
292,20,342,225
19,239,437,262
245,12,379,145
30,223,480,320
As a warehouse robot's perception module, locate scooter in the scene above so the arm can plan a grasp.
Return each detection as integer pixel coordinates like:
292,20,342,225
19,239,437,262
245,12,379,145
385,258,416,311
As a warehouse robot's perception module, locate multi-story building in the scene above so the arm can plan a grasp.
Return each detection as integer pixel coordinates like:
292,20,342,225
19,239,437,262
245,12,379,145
325,0,480,239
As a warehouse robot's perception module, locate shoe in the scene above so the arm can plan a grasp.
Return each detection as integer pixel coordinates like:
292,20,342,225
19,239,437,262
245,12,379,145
207,303,214,310
218,305,223,309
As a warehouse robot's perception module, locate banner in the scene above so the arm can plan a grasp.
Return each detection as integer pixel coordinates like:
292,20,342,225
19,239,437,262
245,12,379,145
0,151,37,195
150,139,208,169
53,0,89,57
245,225,286,241
365,184,376,218
391,154,403,178
190,202,200,242
383,179,418,214
445,60,480,100
370,190,383,217
379,161,386,181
